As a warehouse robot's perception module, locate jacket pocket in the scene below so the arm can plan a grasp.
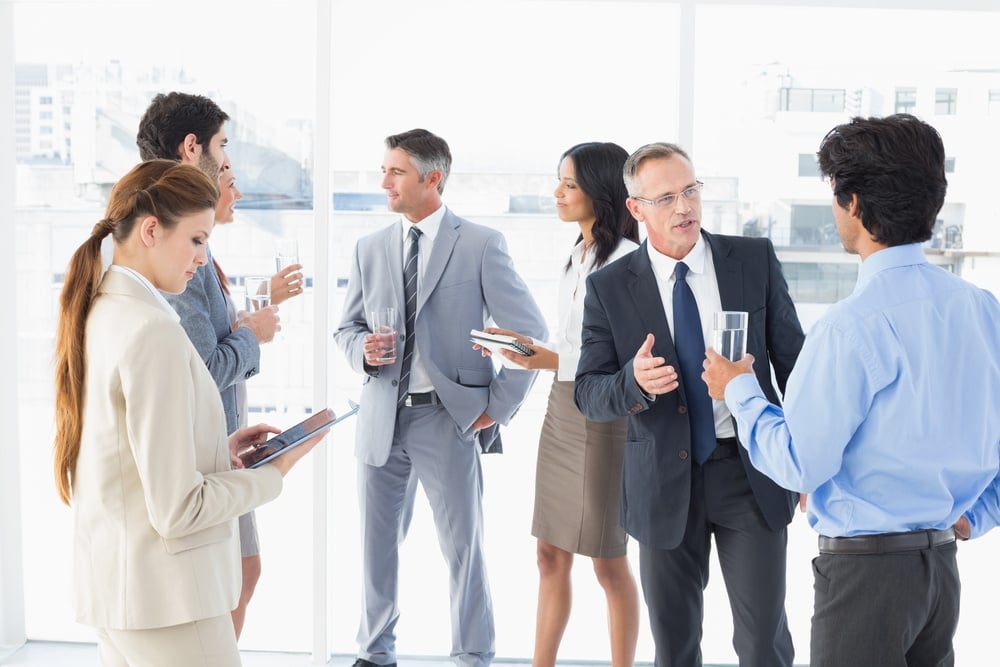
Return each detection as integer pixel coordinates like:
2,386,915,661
457,367,493,388
162,522,232,555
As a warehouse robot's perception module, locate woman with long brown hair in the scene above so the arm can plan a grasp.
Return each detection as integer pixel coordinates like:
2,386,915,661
54,159,321,666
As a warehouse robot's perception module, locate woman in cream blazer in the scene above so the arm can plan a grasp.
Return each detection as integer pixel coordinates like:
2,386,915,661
53,160,321,666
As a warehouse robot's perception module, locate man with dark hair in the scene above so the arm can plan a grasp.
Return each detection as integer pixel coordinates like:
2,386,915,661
574,141,804,666
703,113,1000,666
135,91,281,639
335,128,547,667
137,91,231,176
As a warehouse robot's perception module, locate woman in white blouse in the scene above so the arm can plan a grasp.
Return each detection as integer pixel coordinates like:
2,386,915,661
53,160,321,666
479,142,640,667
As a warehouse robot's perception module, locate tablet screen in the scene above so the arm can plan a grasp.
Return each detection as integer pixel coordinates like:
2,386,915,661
238,402,358,469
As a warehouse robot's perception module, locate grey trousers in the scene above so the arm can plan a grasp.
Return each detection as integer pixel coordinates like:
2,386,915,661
356,403,495,667
810,541,959,667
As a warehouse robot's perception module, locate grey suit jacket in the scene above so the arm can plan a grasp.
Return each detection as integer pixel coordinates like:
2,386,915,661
335,208,548,466
74,270,282,630
575,232,805,549
163,246,260,434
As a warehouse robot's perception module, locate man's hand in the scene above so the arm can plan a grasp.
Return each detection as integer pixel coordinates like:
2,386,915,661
953,515,971,541
633,333,678,396
363,331,397,367
701,348,755,400
472,412,495,432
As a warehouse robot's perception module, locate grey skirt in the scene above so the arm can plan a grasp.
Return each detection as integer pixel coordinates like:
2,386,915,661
531,380,628,558
239,511,259,558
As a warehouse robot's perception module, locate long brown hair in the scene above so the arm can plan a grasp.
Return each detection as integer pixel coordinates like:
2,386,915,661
53,160,217,504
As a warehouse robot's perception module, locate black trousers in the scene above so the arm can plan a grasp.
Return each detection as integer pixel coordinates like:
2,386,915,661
638,456,794,667
811,541,960,667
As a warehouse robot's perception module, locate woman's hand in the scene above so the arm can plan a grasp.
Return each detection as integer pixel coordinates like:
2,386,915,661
229,423,282,468
265,429,328,477
270,264,304,306
472,327,558,371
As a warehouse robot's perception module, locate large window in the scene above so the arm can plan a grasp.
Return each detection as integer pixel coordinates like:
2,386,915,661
7,1,1000,665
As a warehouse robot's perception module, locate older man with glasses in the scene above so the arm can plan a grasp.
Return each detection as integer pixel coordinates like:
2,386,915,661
575,142,805,666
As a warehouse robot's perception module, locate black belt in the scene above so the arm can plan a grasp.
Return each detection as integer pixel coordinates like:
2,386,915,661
818,528,956,555
402,391,440,408
706,437,739,461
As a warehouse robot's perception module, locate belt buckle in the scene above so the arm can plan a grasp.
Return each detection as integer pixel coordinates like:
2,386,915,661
404,394,416,407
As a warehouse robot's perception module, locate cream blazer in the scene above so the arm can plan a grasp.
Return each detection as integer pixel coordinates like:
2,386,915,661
72,269,282,630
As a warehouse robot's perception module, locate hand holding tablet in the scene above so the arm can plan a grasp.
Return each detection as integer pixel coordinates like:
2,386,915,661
236,401,360,470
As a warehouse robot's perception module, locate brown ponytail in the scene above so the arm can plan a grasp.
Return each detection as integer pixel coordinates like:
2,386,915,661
53,160,217,504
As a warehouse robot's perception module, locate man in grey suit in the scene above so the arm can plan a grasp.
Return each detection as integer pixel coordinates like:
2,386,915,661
335,129,547,667
574,142,805,666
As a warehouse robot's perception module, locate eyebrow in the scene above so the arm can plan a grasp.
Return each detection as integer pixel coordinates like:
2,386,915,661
648,182,699,198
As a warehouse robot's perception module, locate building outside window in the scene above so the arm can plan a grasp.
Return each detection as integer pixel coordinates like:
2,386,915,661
895,86,917,113
936,87,958,114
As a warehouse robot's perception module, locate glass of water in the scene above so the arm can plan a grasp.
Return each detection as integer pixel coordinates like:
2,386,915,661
276,239,299,272
244,276,271,312
713,311,748,361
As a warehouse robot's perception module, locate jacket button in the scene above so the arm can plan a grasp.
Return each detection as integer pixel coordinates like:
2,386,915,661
679,450,689,460
391,379,398,387
678,405,687,415
244,369,255,379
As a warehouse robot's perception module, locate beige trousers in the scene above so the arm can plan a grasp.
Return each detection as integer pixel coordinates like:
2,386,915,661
95,613,240,667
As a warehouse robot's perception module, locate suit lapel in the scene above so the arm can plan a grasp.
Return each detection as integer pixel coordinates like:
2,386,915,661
416,209,459,312
705,231,743,311
382,223,406,311
627,242,677,364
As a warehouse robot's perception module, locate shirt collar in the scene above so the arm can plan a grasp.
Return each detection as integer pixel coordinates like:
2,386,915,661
109,264,181,323
855,243,928,292
403,204,445,243
646,233,707,279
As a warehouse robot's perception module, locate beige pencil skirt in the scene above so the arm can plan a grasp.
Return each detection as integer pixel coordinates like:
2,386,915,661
531,380,628,559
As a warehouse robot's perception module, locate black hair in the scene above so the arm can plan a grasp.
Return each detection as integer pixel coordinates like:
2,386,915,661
136,92,230,161
817,113,947,247
560,142,639,271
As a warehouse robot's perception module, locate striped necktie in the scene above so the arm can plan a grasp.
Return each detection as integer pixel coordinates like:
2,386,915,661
397,225,422,406
672,261,717,464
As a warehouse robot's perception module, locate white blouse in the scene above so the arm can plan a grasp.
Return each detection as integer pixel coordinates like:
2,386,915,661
552,238,639,381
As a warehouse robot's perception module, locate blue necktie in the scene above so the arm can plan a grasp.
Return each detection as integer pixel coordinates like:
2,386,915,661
397,225,421,406
672,261,716,464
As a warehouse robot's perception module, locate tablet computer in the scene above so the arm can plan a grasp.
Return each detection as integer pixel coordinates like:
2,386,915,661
238,400,360,469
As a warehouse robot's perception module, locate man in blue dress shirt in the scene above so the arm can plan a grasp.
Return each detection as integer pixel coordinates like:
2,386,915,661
703,113,1000,666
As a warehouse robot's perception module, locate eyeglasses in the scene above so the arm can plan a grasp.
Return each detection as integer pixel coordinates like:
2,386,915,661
632,181,704,209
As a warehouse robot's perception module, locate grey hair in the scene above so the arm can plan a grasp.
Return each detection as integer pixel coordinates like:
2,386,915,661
623,142,691,196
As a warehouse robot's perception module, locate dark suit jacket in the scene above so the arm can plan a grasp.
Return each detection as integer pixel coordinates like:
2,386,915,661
574,231,804,550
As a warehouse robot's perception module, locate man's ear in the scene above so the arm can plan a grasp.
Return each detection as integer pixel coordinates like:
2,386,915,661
625,197,644,223
138,215,159,247
425,169,443,192
848,193,862,220
178,133,201,164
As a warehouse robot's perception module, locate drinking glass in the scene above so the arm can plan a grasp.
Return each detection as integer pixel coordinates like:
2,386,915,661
368,307,397,362
276,239,299,272
244,276,271,312
713,311,749,361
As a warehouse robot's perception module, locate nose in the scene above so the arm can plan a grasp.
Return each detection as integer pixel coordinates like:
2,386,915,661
195,245,208,266
381,173,392,189
553,184,563,199
675,193,692,214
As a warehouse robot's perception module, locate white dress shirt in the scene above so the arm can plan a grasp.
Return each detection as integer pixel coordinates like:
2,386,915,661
645,236,735,438
553,238,639,381
401,205,445,394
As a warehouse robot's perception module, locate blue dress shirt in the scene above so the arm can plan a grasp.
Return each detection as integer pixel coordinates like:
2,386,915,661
724,244,1000,538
